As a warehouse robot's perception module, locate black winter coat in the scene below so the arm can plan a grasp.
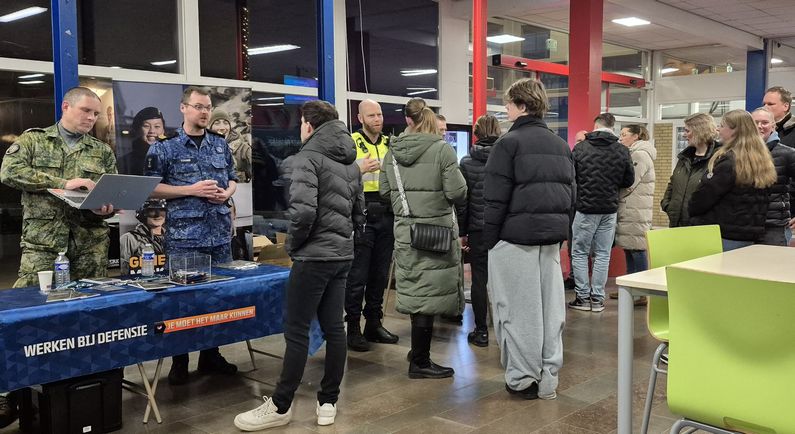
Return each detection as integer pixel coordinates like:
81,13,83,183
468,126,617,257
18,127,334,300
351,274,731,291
286,120,365,260
456,136,496,235
661,141,719,227
572,131,634,214
688,151,769,242
777,112,795,148
483,116,574,249
766,138,795,227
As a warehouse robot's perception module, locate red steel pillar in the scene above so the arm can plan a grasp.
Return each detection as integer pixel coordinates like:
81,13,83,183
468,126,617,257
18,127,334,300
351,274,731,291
568,0,604,146
472,0,487,127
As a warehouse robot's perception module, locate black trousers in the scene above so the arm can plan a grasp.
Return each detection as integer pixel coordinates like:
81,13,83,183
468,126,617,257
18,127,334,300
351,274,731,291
467,231,489,330
344,212,394,322
272,260,351,411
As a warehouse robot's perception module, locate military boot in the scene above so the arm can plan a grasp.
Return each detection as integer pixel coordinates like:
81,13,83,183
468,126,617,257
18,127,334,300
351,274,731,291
363,319,399,344
347,320,370,352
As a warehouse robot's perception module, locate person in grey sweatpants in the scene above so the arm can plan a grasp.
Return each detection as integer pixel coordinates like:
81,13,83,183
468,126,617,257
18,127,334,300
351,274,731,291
483,78,575,400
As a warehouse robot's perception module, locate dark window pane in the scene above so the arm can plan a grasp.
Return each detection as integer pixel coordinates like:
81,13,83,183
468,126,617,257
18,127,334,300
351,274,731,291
347,0,438,98
77,0,179,72
251,92,304,226
0,71,55,287
199,0,318,85
0,0,52,61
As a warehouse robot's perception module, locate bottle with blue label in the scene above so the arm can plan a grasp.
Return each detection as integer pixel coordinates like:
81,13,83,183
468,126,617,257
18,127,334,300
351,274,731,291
141,244,155,277
54,251,70,288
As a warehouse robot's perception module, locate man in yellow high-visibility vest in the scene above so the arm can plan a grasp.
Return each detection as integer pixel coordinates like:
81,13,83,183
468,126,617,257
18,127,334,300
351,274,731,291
346,100,399,352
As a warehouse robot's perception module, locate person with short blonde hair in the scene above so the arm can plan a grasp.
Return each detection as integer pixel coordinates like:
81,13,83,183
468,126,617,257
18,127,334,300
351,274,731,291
661,112,720,227
689,109,777,250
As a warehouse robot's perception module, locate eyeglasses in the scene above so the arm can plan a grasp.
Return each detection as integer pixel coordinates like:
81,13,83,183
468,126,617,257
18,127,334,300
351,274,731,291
184,103,213,112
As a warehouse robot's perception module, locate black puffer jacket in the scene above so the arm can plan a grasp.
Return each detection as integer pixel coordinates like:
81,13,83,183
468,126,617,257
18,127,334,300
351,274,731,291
661,141,719,227
766,137,795,227
572,130,634,214
688,151,769,241
286,120,365,261
456,136,496,235
484,116,574,249
777,112,795,148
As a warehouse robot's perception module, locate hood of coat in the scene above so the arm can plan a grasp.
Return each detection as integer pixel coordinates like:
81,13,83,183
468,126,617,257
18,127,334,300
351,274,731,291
301,120,356,164
584,130,619,146
778,112,795,133
390,132,445,166
630,140,657,161
470,136,496,162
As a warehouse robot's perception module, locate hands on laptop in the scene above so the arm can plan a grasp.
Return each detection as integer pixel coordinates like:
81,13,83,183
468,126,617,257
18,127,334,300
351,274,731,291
91,204,115,216
65,178,96,191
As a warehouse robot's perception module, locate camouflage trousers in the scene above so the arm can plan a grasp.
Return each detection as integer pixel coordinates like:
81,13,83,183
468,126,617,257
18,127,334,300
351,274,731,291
14,234,109,288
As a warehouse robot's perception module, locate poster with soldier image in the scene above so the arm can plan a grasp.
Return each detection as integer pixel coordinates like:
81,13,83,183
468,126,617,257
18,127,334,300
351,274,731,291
207,87,253,184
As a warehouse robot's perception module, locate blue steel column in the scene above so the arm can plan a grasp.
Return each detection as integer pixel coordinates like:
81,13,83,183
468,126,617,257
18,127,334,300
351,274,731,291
51,0,80,120
316,0,335,103
746,39,769,110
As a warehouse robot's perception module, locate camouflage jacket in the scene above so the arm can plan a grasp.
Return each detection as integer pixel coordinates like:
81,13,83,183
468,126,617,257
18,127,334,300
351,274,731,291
145,127,238,249
0,123,117,252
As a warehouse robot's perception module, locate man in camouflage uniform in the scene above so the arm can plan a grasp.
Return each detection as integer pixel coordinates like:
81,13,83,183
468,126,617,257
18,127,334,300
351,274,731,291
0,86,117,288
146,86,239,385
0,86,116,428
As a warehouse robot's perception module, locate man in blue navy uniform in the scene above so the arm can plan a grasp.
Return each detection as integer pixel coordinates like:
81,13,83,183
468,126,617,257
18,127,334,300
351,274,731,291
146,86,239,385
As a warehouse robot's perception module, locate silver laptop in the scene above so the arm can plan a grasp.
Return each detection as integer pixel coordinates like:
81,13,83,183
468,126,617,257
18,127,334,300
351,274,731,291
48,174,161,210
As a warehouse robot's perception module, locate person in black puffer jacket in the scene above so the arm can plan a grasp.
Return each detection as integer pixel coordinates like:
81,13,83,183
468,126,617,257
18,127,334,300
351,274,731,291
457,114,500,347
751,107,795,246
236,100,365,430
484,78,575,400
688,109,777,251
569,113,634,313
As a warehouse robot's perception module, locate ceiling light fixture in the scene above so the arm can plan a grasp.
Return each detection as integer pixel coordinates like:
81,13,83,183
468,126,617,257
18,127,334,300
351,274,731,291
612,17,651,27
771,57,784,64
661,67,679,74
486,34,525,44
18,73,44,79
0,7,47,23
256,103,284,106
150,60,177,66
18,80,44,85
248,44,300,55
256,96,285,101
407,88,437,96
400,69,438,77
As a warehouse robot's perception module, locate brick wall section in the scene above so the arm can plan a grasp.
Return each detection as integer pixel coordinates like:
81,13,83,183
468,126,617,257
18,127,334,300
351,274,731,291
652,123,673,228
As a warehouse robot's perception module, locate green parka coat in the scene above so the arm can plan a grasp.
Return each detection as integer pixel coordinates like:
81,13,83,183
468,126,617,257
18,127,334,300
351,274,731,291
379,132,467,316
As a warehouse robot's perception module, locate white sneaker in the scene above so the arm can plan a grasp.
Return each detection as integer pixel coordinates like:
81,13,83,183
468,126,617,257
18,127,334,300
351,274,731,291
234,396,292,431
316,401,336,426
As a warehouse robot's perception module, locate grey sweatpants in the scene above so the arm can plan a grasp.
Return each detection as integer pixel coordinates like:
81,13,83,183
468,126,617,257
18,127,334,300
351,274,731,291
488,241,565,397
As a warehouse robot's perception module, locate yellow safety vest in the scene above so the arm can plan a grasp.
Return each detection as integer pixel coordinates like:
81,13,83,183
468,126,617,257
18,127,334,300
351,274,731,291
351,130,389,193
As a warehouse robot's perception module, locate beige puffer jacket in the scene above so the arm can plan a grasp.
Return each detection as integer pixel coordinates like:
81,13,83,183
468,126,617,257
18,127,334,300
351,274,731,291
616,140,657,251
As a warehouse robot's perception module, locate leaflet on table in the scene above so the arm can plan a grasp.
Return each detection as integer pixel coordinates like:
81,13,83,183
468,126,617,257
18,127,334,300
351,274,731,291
215,260,260,270
45,290,100,303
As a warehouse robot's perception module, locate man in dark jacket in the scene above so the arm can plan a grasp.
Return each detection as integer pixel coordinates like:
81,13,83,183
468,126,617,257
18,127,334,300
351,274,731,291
484,78,575,400
568,113,634,313
763,86,795,242
235,101,364,431
752,107,795,246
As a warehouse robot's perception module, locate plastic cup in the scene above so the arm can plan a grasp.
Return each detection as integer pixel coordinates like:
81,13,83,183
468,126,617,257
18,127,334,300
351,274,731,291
38,271,53,293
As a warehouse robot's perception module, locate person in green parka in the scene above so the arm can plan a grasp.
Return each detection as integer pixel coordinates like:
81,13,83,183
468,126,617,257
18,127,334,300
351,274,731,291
379,98,467,379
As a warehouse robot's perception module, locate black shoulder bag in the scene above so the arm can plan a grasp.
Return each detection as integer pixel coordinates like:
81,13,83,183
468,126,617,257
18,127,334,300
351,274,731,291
391,155,454,253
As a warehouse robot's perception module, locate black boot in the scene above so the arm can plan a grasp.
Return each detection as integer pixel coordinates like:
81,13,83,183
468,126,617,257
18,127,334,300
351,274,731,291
408,314,454,379
198,348,237,375
168,354,190,385
347,320,370,352
363,319,399,344
467,327,489,347
0,392,18,429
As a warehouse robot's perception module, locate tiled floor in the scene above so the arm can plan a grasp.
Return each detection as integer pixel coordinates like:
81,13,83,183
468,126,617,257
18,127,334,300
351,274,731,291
1,281,678,434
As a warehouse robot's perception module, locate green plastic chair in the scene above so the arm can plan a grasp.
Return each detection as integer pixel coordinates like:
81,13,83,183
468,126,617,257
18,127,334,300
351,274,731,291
641,225,722,434
665,266,795,433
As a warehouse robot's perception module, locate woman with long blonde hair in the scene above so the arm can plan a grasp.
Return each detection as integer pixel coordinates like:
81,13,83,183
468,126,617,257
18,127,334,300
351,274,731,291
688,109,777,250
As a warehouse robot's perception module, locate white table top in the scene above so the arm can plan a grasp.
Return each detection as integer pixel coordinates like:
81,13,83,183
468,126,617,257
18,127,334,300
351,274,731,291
614,244,795,292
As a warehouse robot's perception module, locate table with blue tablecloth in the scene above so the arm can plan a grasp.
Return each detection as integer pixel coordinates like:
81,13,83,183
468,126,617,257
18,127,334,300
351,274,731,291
0,264,322,423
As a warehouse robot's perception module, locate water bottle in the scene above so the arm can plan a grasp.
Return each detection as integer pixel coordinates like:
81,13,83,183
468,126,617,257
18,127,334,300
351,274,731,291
141,244,155,277
54,252,70,288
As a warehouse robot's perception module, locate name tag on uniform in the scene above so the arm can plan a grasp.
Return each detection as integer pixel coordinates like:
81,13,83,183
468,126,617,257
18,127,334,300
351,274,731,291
179,158,195,163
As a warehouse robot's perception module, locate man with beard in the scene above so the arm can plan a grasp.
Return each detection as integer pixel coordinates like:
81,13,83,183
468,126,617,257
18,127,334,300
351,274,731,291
145,86,239,385
120,199,167,274
344,99,399,352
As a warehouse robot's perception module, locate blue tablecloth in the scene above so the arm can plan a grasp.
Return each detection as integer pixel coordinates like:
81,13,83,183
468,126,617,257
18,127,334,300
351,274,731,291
0,265,322,391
